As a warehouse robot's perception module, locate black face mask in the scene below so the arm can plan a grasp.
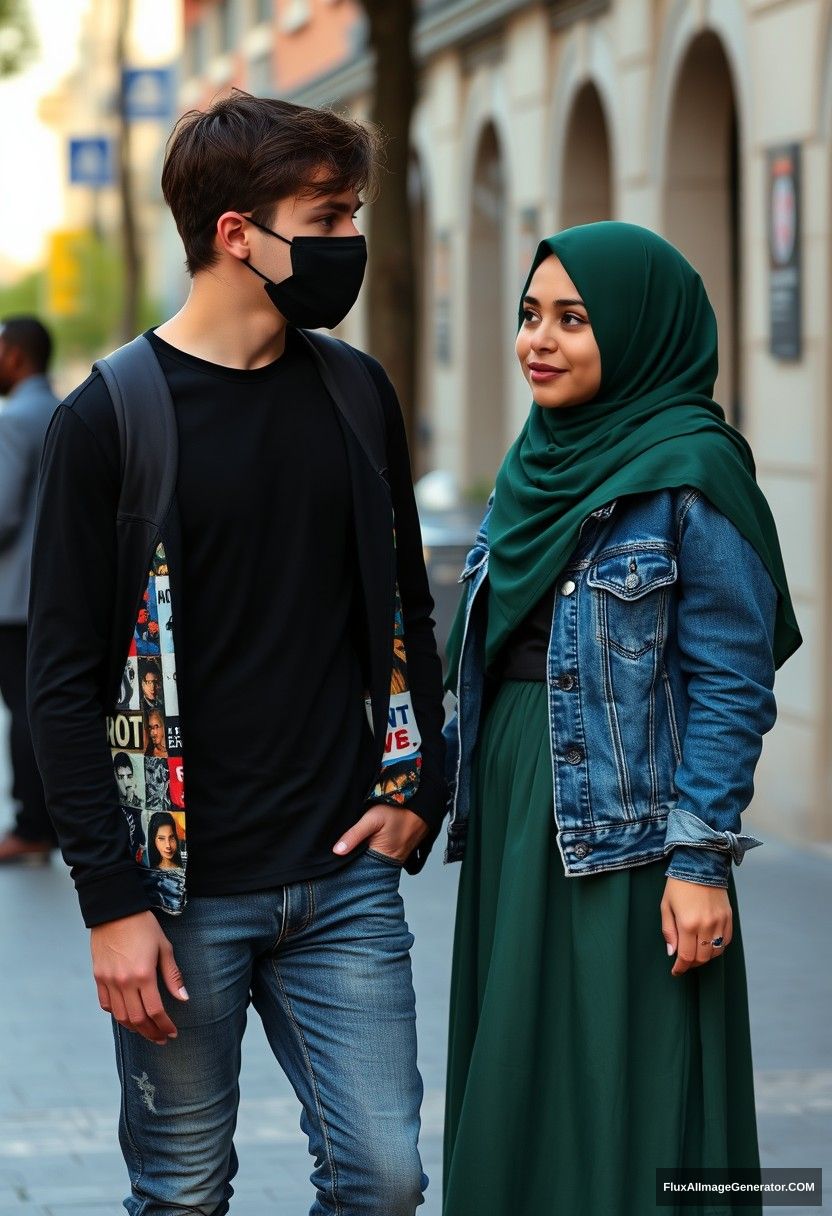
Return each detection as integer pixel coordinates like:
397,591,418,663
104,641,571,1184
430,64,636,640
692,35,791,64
244,217,367,330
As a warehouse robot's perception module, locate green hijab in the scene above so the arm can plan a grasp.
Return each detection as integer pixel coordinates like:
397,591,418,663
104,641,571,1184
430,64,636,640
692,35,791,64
446,222,800,687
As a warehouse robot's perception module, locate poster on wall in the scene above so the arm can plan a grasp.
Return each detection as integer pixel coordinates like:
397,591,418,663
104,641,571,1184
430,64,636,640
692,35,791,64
767,144,802,361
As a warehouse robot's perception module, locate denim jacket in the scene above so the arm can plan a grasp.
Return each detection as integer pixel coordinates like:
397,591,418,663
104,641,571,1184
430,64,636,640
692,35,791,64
444,488,778,888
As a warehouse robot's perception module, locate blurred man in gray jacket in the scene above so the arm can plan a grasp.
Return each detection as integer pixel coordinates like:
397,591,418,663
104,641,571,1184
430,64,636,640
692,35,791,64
0,317,58,863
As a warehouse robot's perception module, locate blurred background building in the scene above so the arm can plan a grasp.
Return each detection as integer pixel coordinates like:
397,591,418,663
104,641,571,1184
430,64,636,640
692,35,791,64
0,0,830,851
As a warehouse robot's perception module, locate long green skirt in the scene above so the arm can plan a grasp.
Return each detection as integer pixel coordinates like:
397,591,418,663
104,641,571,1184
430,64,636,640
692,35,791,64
443,681,760,1216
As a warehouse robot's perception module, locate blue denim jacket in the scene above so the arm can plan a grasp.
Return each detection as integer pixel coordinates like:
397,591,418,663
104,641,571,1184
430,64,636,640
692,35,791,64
444,488,778,888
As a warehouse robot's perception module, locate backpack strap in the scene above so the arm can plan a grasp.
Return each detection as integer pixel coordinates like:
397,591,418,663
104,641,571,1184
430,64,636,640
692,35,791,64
296,329,388,476
94,334,179,528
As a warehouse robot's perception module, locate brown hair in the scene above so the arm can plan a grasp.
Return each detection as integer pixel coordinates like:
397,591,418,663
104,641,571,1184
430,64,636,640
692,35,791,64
161,90,381,275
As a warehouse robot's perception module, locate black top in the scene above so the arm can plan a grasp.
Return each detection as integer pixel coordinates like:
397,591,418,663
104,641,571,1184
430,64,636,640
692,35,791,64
28,329,447,926
491,585,555,682
142,328,376,892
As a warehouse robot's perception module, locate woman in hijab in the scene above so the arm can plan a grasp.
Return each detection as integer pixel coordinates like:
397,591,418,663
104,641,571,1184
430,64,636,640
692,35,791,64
442,223,800,1216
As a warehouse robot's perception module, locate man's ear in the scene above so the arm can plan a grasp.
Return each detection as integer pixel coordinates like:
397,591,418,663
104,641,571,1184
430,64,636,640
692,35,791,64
216,211,251,262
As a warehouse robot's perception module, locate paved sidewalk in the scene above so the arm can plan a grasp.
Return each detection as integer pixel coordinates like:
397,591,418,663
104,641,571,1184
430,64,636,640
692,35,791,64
0,700,828,1213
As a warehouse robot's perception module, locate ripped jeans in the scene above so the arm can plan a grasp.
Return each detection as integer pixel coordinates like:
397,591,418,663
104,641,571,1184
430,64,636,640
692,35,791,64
112,850,426,1215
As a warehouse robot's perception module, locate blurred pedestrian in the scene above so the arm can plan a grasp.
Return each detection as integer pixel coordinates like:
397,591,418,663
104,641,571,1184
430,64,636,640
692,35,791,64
442,223,801,1215
0,316,58,865
27,91,445,1214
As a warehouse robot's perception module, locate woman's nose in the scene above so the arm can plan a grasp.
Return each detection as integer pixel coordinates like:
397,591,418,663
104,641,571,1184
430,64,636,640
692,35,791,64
532,330,558,354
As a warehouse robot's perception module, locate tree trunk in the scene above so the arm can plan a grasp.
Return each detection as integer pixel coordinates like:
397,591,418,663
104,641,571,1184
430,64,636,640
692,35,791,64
116,0,141,342
362,0,417,445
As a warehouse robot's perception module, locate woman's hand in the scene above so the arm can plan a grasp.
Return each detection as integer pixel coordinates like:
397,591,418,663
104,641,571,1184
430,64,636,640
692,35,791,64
660,876,732,976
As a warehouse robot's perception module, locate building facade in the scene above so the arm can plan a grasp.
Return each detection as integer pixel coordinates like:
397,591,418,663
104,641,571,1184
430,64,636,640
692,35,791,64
38,0,182,386
179,0,832,850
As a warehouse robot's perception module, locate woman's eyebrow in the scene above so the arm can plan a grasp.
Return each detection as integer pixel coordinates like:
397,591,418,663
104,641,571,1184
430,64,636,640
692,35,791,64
523,294,586,308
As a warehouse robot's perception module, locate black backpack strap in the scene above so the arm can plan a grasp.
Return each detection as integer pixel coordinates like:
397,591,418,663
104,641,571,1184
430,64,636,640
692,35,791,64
94,334,179,528
296,329,388,476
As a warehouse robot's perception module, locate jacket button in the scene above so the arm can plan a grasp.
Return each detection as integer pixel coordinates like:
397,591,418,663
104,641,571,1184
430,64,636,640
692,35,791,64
573,842,591,859
558,674,575,691
560,579,576,596
564,746,583,765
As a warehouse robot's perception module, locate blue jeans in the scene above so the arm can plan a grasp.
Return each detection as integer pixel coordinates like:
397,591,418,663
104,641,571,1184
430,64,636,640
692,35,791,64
112,849,427,1215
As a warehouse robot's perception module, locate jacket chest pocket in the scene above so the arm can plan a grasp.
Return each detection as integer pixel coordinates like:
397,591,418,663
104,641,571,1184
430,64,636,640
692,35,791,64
587,549,677,659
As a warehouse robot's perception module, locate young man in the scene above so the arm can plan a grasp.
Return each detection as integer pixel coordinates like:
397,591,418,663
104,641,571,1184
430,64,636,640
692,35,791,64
28,93,446,1216
0,316,58,864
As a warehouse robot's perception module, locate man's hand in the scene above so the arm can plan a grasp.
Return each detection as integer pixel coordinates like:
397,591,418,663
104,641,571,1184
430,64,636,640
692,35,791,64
661,876,733,977
91,910,189,1045
333,804,429,864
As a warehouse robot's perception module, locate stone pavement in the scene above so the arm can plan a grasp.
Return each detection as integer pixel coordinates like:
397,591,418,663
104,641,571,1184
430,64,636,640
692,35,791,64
0,699,829,1213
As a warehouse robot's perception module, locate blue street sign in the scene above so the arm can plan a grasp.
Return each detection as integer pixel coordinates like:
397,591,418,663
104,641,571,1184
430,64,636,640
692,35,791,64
68,138,114,187
122,67,174,121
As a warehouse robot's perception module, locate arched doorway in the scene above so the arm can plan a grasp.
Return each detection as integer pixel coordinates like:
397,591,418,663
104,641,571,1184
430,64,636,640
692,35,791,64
409,154,432,477
465,123,507,494
560,83,613,228
664,32,742,425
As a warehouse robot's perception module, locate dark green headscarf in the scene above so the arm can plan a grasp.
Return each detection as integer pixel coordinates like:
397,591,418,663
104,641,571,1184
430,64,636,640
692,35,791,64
446,222,800,687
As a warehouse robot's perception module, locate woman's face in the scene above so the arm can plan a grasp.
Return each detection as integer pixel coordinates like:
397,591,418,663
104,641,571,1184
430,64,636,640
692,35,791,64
155,824,177,866
515,254,601,409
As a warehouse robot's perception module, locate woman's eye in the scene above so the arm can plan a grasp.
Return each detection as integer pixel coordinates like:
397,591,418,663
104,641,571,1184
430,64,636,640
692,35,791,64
562,312,586,327
522,308,538,324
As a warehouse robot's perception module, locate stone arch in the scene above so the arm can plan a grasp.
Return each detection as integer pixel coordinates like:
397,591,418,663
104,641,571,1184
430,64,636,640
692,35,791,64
662,30,743,424
408,150,433,477
560,81,613,229
452,67,516,491
546,21,621,231
464,121,508,491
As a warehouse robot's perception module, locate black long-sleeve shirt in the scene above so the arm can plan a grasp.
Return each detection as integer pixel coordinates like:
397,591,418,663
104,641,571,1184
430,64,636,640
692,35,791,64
28,330,446,926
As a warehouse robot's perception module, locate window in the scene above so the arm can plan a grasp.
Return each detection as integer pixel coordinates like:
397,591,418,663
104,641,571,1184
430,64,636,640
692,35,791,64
218,0,238,52
280,0,310,34
184,16,208,78
247,51,273,94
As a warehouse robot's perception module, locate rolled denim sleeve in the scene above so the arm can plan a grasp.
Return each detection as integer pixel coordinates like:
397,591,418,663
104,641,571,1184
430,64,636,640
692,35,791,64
664,493,777,888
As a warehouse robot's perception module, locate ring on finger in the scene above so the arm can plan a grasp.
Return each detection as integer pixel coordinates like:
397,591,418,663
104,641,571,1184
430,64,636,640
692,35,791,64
699,936,725,948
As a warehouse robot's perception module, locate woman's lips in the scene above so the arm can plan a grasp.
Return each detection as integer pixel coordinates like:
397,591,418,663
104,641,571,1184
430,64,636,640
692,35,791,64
528,364,566,384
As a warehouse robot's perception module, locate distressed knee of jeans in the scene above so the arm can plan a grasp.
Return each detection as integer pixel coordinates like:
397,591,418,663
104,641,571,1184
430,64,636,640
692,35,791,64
130,1070,158,1114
